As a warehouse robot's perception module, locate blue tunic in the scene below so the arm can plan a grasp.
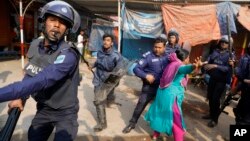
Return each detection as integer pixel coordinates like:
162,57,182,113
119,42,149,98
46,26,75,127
145,65,193,135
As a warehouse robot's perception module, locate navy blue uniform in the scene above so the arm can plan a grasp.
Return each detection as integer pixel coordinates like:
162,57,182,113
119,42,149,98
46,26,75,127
0,39,79,141
165,44,181,55
129,51,168,124
206,49,233,123
92,48,123,86
0,46,77,102
235,54,250,81
92,48,124,104
92,47,125,131
234,54,250,124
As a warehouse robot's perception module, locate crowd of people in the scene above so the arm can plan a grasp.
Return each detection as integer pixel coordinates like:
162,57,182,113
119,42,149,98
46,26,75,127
0,1,249,141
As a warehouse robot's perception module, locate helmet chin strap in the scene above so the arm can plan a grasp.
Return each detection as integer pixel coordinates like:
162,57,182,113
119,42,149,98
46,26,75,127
220,46,228,51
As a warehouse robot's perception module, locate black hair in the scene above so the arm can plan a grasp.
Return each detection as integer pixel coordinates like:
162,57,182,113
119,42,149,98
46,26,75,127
154,37,167,46
103,33,114,41
175,48,190,61
80,29,85,32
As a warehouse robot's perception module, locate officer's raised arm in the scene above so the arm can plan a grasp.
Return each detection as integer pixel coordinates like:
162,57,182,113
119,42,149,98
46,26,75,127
0,1,81,140
0,50,77,102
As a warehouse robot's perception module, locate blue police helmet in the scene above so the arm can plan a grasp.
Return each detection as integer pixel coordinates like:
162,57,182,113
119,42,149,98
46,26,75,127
220,35,233,44
159,34,167,40
39,1,80,33
167,28,179,43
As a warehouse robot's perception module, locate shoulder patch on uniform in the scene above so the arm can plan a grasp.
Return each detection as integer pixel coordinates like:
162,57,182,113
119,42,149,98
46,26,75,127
61,48,70,52
113,50,119,53
54,55,66,64
139,59,144,65
142,51,151,57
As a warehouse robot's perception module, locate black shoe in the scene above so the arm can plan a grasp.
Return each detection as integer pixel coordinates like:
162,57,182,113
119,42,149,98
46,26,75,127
122,123,135,134
93,123,107,132
202,114,211,120
207,120,217,128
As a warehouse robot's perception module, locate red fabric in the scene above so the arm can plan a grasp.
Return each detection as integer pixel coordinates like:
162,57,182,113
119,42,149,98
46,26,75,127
153,130,160,138
237,6,250,31
161,4,221,46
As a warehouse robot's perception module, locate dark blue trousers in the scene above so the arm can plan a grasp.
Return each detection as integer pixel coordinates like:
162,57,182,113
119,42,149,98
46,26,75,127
129,83,158,124
207,78,226,123
28,103,79,141
235,87,250,124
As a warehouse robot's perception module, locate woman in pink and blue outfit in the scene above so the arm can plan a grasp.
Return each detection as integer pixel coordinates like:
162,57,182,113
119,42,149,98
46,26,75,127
145,49,202,141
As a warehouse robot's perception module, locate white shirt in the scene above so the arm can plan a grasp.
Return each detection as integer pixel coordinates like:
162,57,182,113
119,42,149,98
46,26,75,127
77,34,84,48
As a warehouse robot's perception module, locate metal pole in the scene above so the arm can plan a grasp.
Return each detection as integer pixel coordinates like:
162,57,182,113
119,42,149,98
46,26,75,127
19,0,24,69
19,0,36,69
226,14,232,57
118,0,121,52
23,0,35,16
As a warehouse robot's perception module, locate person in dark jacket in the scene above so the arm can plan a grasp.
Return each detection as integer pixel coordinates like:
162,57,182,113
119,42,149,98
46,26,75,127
166,28,181,54
0,1,81,141
122,37,169,134
202,35,235,128
89,33,125,132
234,42,250,125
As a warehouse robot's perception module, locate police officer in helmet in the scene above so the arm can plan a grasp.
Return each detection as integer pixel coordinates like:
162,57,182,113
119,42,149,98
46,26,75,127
234,42,250,125
166,28,181,54
202,35,235,128
0,1,81,141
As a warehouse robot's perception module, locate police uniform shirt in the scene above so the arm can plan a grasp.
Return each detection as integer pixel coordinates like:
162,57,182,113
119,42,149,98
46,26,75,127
134,51,168,85
0,42,78,102
206,49,233,81
235,54,250,81
165,44,181,55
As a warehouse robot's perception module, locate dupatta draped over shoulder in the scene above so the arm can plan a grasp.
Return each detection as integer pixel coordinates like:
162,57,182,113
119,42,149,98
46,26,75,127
159,53,188,88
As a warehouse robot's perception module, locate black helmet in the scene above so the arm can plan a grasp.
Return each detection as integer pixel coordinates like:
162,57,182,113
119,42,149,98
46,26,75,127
39,1,80,33
167,28,179,43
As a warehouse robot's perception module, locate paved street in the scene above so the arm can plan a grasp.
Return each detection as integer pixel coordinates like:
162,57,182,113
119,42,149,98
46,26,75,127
0,59,236,141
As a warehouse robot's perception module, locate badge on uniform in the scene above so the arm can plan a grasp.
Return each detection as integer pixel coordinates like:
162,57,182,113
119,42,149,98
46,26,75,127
54,55,66,64
152,58,159,62
139,59,144,65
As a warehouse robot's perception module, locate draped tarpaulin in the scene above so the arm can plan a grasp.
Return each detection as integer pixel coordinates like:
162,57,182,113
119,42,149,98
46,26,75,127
237,6,250,31
161,4,221,46
216,2,240,35
121,5,163,60
122,7,164,38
